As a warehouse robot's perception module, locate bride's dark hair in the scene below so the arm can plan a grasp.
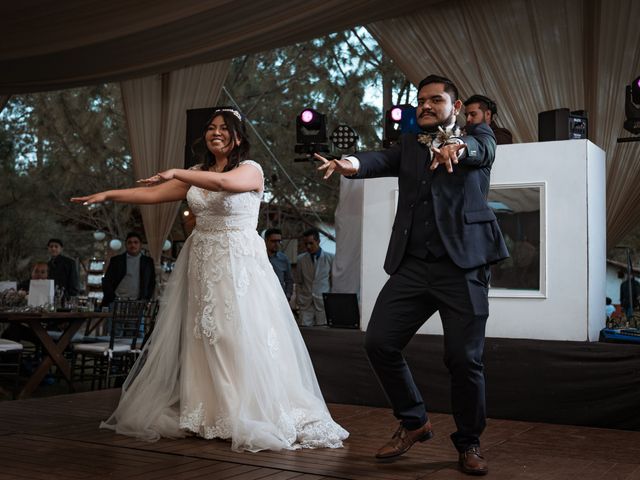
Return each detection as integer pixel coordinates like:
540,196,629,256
197,109,251,172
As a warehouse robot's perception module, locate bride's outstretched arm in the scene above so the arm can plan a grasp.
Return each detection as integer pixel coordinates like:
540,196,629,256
140,164,262,193
71,178,190,205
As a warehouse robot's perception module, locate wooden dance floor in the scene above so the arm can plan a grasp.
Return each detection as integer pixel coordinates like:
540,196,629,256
1,389,640,479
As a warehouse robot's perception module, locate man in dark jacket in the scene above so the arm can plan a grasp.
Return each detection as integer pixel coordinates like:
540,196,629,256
47,238,79,297
316,75,509,476
101,232,155,308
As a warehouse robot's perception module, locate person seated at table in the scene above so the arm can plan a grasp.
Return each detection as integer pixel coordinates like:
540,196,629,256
4,261,52,345
17,261,49,293
4,261,76,384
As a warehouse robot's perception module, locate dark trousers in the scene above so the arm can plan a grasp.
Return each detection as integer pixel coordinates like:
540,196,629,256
364,254,490,452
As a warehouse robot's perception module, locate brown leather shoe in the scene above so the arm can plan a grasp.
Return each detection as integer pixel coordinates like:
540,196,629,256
458,445,488,476
375,421,433,459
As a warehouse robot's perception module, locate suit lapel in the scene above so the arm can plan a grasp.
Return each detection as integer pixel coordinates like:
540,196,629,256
415,140,431,188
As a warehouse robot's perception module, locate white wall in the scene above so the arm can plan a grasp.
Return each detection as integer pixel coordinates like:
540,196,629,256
360,140,606,341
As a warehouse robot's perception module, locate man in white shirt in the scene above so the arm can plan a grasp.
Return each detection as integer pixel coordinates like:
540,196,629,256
102,232,155,308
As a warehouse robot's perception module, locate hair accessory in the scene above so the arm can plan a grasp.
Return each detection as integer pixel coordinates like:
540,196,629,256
214,108,242,121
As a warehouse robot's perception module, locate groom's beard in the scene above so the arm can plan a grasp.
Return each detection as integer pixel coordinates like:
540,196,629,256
420,114,457,133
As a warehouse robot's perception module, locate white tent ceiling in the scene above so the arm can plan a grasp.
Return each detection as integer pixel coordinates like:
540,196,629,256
0,0,431,93
1,0,639,250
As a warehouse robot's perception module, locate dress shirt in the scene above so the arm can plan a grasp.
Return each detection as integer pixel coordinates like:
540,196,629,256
115,253,141,300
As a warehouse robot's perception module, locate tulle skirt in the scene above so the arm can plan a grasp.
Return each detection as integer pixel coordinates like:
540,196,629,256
100,229,348,452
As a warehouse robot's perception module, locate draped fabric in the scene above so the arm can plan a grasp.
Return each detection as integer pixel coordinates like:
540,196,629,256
120,61,230,263
590,1,640,249
367,0,640,248
2,0,638,246
0,0,429,94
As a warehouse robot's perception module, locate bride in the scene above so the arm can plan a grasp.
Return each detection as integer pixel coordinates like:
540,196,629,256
71,108,348,452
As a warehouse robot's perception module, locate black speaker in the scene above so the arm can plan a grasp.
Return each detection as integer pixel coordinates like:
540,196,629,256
185,107,217,169
538,108,588,142
322,293,360,329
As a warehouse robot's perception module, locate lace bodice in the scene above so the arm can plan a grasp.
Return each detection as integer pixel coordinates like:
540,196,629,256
186,160,263,233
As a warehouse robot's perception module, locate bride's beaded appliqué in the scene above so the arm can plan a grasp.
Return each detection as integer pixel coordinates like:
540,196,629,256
186,161,264,345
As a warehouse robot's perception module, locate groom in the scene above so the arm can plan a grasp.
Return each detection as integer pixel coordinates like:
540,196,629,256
316,74,508,476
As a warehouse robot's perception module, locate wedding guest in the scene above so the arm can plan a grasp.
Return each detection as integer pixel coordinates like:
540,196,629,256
17,261,49,292
295,228,333,326
47,238,80,297
5,261,50,344
264,228,293,301
464,94,513,145
620,274,640,321
101,232,156,308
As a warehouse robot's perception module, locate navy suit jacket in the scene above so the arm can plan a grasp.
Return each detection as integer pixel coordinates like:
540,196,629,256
102,253,156,307
352,123,509,274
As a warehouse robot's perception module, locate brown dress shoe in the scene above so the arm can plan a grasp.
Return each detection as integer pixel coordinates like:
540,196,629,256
375,421,433,459
458,445,488,476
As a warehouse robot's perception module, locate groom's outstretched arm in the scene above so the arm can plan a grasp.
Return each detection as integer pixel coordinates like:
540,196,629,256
315,154,358,179
316,140,403,180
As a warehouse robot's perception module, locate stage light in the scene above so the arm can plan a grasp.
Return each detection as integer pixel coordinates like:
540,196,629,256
384,104,418,148
295,108,329,155
330,124,359,150
296,108,327,143
390,107,403,122
624,75,640,135
300,109,315,124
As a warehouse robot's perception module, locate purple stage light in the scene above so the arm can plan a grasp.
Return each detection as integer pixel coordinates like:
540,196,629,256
301,110,314,124
390,107,403,122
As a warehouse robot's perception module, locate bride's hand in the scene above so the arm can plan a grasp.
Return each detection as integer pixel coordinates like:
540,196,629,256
137,169,177,185
70,192,108,205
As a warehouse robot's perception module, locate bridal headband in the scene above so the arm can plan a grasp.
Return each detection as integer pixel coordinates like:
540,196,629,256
214,108,243,121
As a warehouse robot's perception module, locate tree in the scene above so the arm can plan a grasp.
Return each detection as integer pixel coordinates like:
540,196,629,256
0,84,137,281
0,28,412,280
225,28,410,238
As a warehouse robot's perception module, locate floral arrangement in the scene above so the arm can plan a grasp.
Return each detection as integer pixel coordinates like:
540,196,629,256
0,288,27,308
417,124,463,147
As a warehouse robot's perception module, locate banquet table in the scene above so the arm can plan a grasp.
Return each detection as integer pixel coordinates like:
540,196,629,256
0,310,110,399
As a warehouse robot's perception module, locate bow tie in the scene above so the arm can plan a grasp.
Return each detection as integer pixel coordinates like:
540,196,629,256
417,133,436,147
417,124,463,148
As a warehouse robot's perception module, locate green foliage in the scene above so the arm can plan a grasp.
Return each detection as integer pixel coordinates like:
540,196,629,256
0,28,410,280
0,84,137,280
225,28,409,236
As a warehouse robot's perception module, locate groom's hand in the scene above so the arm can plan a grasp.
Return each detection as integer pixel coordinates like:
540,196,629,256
430,143,466,173
315,153,358,179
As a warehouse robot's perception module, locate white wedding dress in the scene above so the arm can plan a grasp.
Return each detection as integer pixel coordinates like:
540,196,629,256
100,160,348,452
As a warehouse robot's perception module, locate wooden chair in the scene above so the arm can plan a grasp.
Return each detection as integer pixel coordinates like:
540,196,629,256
140,300,160,350
0,339,24,399
72,300,151,390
